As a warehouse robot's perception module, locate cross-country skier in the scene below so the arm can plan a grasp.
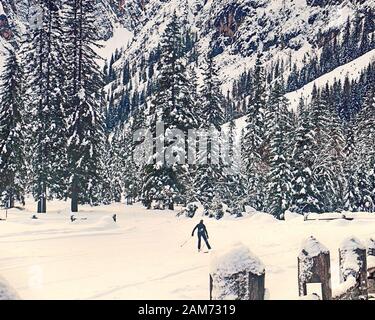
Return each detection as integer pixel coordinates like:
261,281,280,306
192,220,211,252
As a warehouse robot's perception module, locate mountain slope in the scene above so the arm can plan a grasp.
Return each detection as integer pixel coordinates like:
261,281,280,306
286,48,375,111
222,48,375,138
0,0,374,119
107,0,375,92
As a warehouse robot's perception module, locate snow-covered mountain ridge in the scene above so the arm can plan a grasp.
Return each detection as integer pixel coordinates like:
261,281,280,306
1,1,374,74
106,0,375,91
0,0,374,112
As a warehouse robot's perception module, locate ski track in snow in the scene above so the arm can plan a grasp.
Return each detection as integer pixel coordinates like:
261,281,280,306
86,265,207,300
1,200,375,299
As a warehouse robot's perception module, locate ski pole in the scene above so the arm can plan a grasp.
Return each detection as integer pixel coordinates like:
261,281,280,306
180,236,192,248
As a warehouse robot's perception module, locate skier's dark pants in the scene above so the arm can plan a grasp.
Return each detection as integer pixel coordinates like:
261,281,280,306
198,233,211,250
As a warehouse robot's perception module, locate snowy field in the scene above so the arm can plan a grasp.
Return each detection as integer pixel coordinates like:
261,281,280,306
1,200,375,300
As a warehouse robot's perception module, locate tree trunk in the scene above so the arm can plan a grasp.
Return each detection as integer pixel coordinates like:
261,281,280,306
168,200,174,210
71,176,79,213
37,183,46,213
9,196,14,209
8,191,14,209
145,199,151,209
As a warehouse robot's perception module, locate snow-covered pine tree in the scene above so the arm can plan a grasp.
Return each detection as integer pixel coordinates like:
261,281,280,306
210,191,224,220
188,66,200,126
227,118,236,174
291,106,321,214
129,105,147,200
194,52,226,211
309,86,338,212
113,123,139,203
0,49,26,208
266,80,294,219
24,1,67,213
242,53,267,211
64,0,106,212
343,122,361,211
184,66,201,205
319,84,346,211
352,82,375,211
101,134,121,205
142,12,198,209
297,96,305,117
341,17,352,64
224,119,244,216
199,53,225,130
339,76,353,121
363,82,375,211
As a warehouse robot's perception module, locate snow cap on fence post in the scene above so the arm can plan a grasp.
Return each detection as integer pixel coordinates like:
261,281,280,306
298,236,332,300
0,276,20,300
338,237,367,299
209,243,265,300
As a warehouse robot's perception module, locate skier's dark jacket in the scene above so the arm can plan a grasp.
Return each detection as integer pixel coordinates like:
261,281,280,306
192,222,209,238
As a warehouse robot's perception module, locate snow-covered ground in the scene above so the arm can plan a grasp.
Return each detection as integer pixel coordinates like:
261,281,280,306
1,200,375,300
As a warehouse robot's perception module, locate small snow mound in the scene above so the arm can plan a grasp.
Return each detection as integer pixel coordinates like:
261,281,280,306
249,212,278,224
210,243,265,276
284,210,302,221
340,237,365,251
299,236,329,259
93,216,119,230
244,206,256,213
0,277,20,300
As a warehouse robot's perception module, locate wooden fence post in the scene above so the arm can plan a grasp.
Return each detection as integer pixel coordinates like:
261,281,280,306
338,237,368,300
367,238,375,294
298,236,332,300
210,244,265,300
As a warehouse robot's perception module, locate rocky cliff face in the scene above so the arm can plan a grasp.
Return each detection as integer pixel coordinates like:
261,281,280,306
0,0,27,43
0,0,374,92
